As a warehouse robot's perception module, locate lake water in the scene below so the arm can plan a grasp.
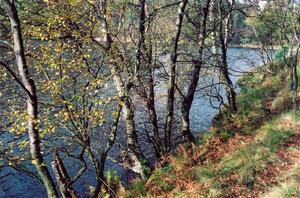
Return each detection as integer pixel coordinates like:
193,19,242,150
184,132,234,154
190,47,272,133
0,48,272,198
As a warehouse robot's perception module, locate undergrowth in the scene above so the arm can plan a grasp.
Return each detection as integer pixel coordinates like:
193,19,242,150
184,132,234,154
122,60,300,197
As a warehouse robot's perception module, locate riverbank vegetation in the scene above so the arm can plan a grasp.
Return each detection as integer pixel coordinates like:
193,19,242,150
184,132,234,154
0,0,299,197
125,58,300,197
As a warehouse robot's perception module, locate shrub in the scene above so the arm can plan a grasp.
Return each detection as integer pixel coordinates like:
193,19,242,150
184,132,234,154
128,179,147,197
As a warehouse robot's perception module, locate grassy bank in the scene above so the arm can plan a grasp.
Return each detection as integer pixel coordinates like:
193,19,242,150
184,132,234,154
122,60,300,197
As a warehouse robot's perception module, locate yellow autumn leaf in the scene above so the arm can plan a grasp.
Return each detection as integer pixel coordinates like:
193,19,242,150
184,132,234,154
31,159,37,165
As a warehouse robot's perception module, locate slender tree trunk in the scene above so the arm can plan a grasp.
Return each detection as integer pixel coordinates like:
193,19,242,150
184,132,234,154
135,0,146,77
136,0,162,157
51,151,77,198
181,0,211,142
290,43,299,91
219,36,238,113
218,0,238,113
164,0,188,152
113,73,145,175
210,1,218,56
91,152,107,198
91,103,121,198
2,1,58,197
219,35,237,113
96,0,147,176
146,73,162,156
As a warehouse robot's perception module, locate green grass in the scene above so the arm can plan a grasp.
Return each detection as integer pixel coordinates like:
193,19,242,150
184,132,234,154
218,119,295,185
262,160,300,198
190,166,215,183
125,57,300,197
261,127,294,152
237,74,281,115
146,164,176,192
127,179,147,197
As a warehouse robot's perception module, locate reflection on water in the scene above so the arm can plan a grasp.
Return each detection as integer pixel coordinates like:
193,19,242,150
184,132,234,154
0,48,272,197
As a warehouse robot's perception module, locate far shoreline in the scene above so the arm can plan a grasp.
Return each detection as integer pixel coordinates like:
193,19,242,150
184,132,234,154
230,44,281,50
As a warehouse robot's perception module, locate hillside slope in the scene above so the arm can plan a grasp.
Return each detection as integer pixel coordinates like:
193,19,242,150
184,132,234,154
124,62,300,198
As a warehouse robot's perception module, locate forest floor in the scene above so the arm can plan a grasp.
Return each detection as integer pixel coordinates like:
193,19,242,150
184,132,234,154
123,61,300,198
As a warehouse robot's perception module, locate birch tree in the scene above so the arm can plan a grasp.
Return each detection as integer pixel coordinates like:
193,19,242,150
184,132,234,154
0,0,58,197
